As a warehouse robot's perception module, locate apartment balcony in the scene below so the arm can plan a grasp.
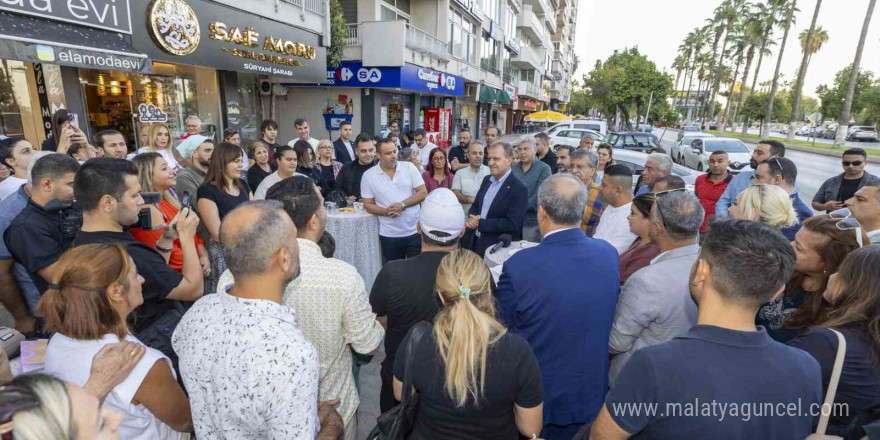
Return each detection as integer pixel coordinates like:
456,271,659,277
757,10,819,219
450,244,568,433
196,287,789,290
511,44,544,71
545,9,557,34
516,5,544,44
353,21,448,67
519,80,542,99
214,0,327,36
523,0,551,19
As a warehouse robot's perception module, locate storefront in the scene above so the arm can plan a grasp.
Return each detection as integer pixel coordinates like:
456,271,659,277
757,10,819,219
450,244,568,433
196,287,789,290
292,61,464,142
0,2,151,145
503,83,518,134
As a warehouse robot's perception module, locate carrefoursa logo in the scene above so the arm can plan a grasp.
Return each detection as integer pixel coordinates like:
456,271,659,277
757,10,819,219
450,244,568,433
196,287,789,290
148,0,200,56
417,68,456,91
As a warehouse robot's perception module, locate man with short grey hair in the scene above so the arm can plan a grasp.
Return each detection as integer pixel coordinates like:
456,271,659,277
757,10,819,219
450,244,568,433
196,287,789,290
571,149,606,237
534,132,557,174
609,190,704,385
512,138,552,242
182,115,202,140
174,201,344,440
635,153,673,196
496,173,620,439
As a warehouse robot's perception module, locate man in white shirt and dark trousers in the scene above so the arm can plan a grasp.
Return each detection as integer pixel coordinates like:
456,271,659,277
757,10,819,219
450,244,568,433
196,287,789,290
173,200,344,440
218,177,383,440
362,139,428,261
594,164,637,253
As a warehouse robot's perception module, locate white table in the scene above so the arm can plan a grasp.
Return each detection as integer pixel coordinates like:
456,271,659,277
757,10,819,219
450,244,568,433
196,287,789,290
325,209,383,291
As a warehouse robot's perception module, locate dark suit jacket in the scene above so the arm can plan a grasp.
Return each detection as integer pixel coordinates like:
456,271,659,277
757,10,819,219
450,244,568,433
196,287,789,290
495,228,620,426
467,172,528,256
333,138,355,165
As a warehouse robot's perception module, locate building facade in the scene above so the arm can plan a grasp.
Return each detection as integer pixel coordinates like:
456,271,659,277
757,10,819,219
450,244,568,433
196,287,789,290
0,0,328,149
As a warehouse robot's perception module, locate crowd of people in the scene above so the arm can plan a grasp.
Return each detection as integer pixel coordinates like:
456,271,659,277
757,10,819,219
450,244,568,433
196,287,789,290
0,110,878,440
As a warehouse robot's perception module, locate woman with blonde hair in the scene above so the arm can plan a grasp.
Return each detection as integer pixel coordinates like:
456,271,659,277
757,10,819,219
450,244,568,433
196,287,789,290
729,184,797,229
137,123,182,173
130,152,208,274
40,244,193,439
314,139,342,197
393,249,544,439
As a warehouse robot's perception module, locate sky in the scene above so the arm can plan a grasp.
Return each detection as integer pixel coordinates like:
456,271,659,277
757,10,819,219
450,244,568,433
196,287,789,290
572,0,880,101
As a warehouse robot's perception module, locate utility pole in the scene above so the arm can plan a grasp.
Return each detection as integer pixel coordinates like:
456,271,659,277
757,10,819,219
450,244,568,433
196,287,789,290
644,91,654,125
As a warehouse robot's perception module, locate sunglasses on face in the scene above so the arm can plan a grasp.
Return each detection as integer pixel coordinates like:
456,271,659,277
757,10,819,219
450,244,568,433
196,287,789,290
842,160,864,167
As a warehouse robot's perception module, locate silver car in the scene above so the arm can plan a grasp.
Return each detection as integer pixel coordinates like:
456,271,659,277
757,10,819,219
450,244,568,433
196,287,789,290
611,149,700,192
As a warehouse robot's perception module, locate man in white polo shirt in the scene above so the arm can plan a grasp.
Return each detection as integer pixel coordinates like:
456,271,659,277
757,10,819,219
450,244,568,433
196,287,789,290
362,138,428,261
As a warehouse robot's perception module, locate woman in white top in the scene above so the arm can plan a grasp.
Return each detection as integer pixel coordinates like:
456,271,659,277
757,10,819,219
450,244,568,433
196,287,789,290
41,243,193,440
137,123,182,173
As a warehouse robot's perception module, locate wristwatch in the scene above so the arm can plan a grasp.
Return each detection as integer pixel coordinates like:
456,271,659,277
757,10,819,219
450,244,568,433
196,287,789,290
401,201,407,210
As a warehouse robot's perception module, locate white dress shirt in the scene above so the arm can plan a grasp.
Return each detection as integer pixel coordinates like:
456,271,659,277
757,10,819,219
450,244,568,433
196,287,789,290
593,202,637,254
172,288,319,440
217,239,383,436
360,161,425,237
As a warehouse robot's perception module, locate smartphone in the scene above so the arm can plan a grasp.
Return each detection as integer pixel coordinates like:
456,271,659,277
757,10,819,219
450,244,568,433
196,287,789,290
181,191,191,210
67,112,79,129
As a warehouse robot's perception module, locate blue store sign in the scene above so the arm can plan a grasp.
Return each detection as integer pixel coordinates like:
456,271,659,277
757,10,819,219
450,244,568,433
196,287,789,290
293,61,464,97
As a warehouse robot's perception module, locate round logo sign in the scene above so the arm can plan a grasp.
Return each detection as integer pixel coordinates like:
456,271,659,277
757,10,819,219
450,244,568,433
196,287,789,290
148,0,200,56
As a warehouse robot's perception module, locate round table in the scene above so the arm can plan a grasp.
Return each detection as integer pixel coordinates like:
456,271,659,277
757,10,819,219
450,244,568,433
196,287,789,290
483,240,538,282
325,209,383,291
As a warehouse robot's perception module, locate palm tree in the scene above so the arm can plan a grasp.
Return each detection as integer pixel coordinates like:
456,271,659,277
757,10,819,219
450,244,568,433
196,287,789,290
733,8,764,131
721,27,748,132
787,1,824,141
708,0,750,124
671,53,689,108
835,0,877,148
762,0,798,138
683,27,710,124
746,0,786,124
694,51,714,122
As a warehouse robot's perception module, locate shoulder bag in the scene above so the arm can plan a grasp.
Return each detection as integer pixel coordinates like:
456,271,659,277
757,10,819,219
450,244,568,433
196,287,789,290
367,321,432,440
815,328,847,435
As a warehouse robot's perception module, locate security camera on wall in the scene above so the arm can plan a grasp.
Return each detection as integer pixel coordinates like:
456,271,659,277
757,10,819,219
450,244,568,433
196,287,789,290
259,79,272,96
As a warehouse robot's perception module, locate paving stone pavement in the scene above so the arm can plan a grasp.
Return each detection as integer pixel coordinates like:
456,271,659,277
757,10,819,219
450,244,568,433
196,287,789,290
356,341,385,439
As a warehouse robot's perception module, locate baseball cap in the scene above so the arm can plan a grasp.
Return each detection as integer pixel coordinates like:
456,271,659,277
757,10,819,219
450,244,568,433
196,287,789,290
419,188,465,243
176,134,211,159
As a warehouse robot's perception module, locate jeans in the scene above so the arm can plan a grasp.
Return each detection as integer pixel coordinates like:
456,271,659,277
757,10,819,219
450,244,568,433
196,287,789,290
380,234,421,262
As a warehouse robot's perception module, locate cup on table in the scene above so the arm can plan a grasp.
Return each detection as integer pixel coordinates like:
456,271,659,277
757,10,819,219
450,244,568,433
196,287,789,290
325,201,337,212
353,202,364,211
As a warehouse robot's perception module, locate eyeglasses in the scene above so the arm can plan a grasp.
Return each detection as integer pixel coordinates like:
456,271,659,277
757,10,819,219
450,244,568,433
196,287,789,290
829,207,864,247
842,160,864,167
653,188,687,226
0,384,41,438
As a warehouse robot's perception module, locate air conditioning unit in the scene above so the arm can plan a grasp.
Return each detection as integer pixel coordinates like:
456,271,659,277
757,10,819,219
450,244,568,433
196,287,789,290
259,79,272,96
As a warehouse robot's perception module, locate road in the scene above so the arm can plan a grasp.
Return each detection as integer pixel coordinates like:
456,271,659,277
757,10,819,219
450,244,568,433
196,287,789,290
719,126,880,150
653,128,880,211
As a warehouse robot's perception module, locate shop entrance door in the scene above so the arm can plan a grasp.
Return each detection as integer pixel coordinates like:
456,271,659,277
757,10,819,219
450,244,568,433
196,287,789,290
80,82,137,147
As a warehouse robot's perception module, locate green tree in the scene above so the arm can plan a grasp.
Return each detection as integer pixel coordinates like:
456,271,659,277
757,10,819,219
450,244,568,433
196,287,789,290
327,0,348,68
582,48,673,129
788,1,825,140
834,0,877,148
816,65,874,121
857,82,880,124
763,0,798,137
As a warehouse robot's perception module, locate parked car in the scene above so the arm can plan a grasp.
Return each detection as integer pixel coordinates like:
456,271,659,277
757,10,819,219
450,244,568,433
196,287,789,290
606,131,660,153
612,149,699,192
681,137,751,173
671,132,715,164
548,119,608,136
847,126,878,142
677,125,702,142
536,127,604,149
823,125,839,139
637,124,653,133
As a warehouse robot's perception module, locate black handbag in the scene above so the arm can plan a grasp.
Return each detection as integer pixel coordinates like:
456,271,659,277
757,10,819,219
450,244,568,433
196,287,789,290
366,321,431,440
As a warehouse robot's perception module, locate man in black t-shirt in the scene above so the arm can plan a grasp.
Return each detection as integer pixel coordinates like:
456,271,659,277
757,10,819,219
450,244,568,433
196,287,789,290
447,128,471,174
813,148,879,213
335,135,377,201
260,119,283,165
5,154,79,294
370,188,466,412
72,159,202,360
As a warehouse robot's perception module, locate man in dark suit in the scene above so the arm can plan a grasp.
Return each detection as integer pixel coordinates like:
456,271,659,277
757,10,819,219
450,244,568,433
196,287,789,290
466,141,528,256
332,121,356,165
495,173,620,440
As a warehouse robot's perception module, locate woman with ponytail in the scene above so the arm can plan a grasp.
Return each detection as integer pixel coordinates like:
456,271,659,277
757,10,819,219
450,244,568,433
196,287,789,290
392,249,544,439
39,244,192,440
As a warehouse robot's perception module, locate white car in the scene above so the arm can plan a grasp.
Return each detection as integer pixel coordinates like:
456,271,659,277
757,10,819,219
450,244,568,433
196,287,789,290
548,119,609,136
682,137,751,173
612,149,699,191
671,132,714,164
545,127,605,149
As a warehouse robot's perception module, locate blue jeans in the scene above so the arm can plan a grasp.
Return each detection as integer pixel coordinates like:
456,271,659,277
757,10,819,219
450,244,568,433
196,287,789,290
379,233,421,262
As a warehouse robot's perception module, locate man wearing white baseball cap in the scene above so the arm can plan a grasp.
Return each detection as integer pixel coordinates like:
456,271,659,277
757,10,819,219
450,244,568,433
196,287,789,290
369,188,465,413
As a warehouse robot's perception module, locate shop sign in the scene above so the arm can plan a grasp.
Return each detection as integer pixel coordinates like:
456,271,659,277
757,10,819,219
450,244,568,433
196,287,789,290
0,39,151,73
33,63,55,140
314,61,463,97
138,103,168,123
503,83,517,102
0,0,132,34
522,99,538,111
132,0,326,82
